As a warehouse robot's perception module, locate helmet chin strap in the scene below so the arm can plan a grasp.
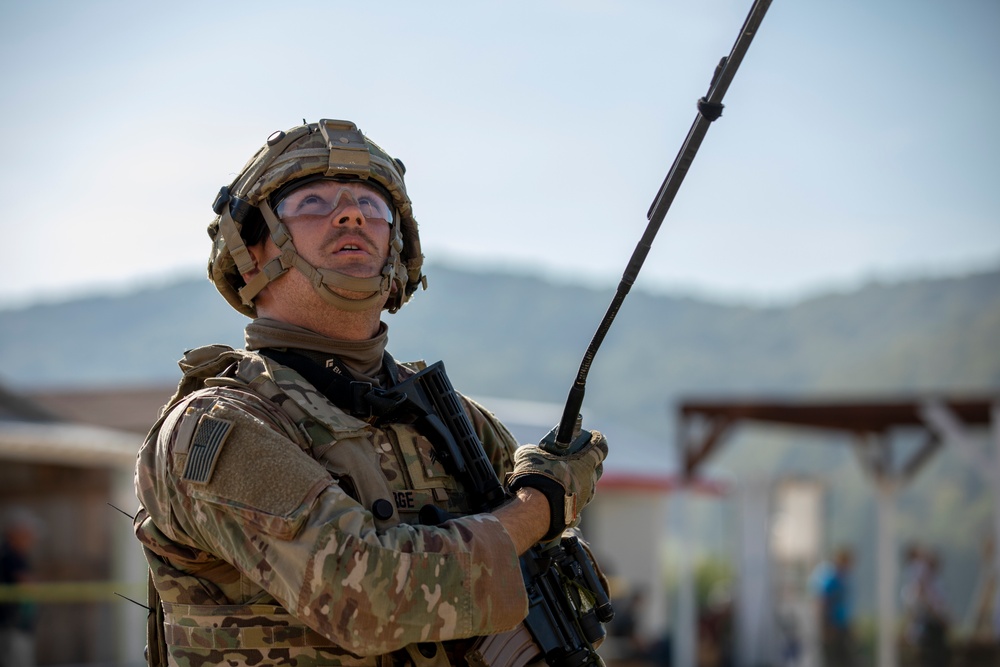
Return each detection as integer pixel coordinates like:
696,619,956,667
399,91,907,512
238,201,404,313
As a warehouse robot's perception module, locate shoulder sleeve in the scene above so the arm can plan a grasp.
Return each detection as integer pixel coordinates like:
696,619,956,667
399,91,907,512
136,386,330,545
136,385,527,654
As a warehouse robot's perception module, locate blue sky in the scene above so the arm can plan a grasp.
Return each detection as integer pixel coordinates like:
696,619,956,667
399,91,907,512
2,0,997,307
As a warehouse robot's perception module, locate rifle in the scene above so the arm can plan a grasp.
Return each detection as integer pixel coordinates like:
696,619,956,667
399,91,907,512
384,361,611,667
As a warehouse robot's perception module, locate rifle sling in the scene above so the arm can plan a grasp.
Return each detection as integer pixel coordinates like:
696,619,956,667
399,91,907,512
258,347,408,423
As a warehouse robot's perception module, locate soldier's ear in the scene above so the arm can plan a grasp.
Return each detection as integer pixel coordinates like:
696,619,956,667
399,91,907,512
241,241,268,282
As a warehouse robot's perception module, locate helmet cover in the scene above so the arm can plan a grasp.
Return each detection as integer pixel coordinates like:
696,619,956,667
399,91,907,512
207,119,425,317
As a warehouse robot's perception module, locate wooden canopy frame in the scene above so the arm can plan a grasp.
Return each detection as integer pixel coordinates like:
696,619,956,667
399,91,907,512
678,395,995,480
674,393,999,667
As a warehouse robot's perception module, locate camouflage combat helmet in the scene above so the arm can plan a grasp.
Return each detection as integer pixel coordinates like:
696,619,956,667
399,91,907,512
207,119,426,317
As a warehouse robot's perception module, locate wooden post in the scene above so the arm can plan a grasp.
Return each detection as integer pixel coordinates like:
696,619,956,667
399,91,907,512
874,475,899,667
673,486,696,667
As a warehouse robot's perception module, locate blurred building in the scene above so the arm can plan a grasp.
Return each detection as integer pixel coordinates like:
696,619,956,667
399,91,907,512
677,394,1000,667
0,383,146,665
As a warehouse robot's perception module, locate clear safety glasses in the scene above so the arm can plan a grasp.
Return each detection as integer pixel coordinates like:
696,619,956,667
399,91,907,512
274,179,395,226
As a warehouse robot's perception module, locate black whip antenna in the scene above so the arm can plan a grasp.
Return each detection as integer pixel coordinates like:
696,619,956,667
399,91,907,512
549,0,774,449
108,502,136,521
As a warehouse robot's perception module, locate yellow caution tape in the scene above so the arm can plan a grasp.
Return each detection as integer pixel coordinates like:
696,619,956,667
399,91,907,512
0,581,144,604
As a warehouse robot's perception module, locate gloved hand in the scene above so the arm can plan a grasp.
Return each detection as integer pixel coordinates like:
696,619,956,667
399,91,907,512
507,429,608,541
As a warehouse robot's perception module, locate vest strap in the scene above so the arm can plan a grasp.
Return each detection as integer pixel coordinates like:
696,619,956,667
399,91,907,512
259,347,406,422
161,602,339,649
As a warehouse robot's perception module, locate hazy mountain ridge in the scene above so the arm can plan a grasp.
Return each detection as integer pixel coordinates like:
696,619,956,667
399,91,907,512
2,264,997,431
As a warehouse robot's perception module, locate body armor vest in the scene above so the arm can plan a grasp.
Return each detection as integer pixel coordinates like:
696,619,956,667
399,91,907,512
140,344,514,667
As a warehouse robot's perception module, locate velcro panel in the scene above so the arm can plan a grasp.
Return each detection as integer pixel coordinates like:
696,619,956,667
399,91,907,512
319,119,371,174
185,401,331,538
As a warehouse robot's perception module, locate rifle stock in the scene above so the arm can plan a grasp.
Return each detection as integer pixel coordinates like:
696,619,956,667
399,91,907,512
387,362,610,667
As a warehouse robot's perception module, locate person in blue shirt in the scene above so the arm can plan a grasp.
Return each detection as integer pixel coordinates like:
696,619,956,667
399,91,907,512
811,546,855,666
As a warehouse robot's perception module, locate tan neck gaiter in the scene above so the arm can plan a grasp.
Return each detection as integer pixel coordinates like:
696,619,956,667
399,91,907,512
244,318,389,386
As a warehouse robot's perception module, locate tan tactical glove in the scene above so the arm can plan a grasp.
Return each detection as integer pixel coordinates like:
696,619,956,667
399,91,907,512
507,429,608,541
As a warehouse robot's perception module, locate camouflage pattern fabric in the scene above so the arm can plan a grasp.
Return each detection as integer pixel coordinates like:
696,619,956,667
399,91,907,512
134,344,528,666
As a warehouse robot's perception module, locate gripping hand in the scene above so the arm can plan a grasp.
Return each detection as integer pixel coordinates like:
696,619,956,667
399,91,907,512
507,429,608,541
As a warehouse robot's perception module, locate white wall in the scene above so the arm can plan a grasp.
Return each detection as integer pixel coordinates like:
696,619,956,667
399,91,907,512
588,490,670,640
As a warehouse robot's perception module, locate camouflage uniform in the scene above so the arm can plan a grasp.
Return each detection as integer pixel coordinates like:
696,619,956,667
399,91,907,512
134,325,529,666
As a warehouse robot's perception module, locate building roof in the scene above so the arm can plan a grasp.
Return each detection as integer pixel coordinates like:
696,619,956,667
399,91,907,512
0,421,139,469
28,385,172,435
0,384,62,423
0,383,141,470
680,394,996,432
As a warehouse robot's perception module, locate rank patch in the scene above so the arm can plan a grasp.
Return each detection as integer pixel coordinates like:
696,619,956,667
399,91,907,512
182,416,233,483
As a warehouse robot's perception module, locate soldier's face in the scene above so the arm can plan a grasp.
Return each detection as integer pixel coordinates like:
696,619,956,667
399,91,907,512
275,180,393,280
242,180,395,322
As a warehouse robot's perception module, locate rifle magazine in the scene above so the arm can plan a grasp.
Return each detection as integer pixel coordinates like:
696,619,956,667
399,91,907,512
465,625,543,667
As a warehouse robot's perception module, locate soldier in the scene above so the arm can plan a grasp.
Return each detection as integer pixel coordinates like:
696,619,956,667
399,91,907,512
133,119,608,666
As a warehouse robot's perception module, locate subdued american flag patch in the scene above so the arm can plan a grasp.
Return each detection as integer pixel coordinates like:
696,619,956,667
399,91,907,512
182,415,233,483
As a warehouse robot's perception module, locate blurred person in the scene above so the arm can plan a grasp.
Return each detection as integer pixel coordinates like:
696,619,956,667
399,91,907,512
607,589,648,664
133,119,610,666
699,583,734,667
775,603,803,667
913,550,950,667
0,508,41,667
810,547,855,667
899,542,926,651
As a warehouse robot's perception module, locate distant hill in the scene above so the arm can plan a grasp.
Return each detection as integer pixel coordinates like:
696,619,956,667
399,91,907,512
2,263,997,437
